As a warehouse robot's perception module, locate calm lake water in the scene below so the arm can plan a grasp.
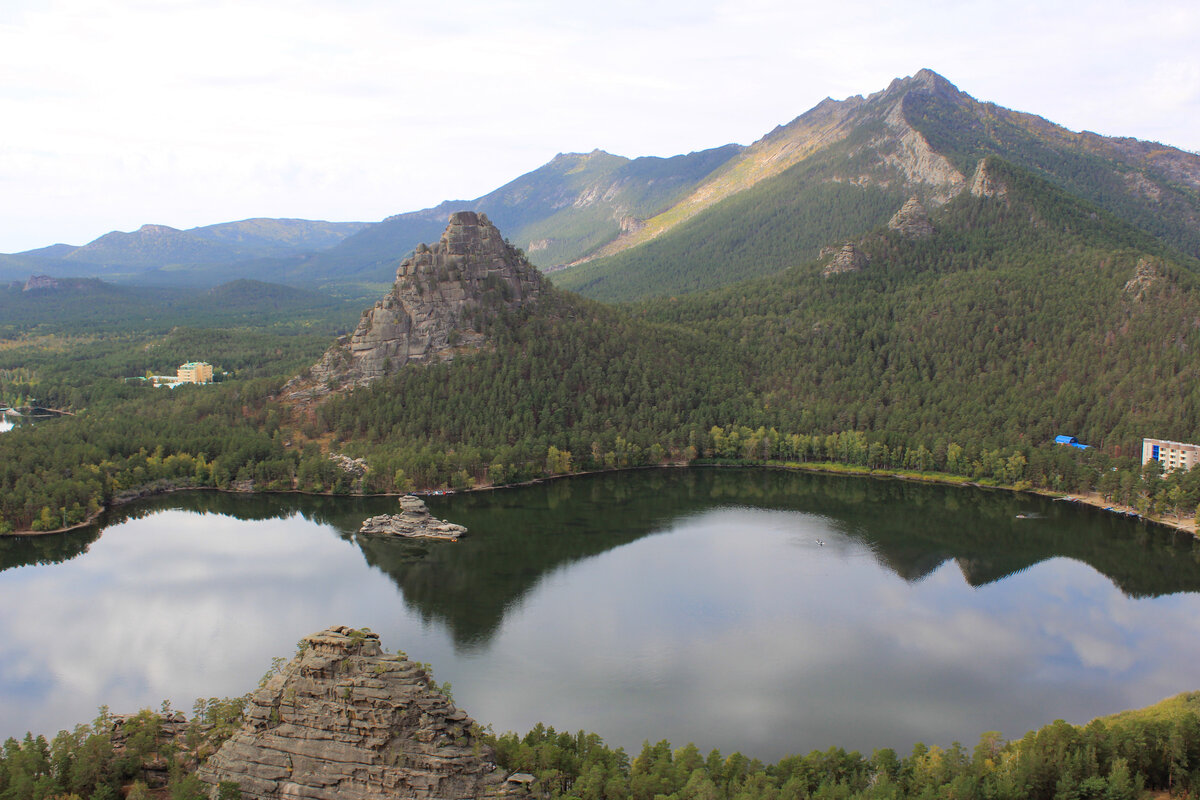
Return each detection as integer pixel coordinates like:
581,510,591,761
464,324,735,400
2,468,1199,760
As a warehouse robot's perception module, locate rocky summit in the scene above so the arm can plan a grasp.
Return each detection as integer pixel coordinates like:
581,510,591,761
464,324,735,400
197,626,511,800
297,211,545,394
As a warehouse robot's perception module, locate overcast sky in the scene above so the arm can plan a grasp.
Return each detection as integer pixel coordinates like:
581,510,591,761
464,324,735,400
2,0,1198,253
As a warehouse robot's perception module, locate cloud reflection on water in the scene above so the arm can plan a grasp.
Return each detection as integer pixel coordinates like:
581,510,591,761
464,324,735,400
445,508,1200,759
1,494,1198,765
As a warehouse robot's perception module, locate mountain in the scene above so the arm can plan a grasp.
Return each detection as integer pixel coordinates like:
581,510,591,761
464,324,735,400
0,218,368,281
288,211,547,399
300,156,1200,492
267,145,743,285
5,70,1198,301
554,69,1200,301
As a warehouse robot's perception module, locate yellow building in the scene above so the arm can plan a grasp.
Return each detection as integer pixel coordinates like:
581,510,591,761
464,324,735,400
1142,438,1200,472
177,362,214,384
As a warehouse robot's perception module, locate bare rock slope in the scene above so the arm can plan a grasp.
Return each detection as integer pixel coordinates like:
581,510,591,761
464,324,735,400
197,626,510,800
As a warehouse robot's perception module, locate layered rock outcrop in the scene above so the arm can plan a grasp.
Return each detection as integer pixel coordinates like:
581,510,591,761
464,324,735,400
198,626,509,800
970,158,1009,200
887,197,935,238
295,212,545,394
359,496,466,541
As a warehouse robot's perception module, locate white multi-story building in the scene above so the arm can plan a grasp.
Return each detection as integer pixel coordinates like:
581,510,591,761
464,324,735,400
1142,438,1200,472
177,362,214,384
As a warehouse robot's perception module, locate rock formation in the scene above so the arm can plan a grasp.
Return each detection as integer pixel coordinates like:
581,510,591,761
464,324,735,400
109,710,197,788
822,243,870,276
22,275,60,291
359,496,467,541
887,197,935,238
295,212,545,395
970,158,1009,200
198,626,509,800
1123,256,1167,299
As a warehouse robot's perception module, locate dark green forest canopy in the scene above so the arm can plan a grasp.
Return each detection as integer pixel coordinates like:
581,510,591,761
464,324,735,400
636,158,1200,450
2,679,1197,800
5,158,1200,531
486,691,1200,800
318,159,1200,470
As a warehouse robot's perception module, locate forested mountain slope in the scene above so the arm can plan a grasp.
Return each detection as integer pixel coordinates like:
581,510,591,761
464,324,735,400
0,219,368,282
272,145,743,285
7,71,1196,297
641,157,1200,450
555,70,1200,302
6,158,1200,533
307,158,1200,492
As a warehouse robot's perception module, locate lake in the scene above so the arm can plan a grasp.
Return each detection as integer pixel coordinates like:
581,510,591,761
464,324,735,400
2,468,1199,760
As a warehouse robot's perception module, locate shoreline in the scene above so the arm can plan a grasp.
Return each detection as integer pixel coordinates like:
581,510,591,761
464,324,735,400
5,461,1197,539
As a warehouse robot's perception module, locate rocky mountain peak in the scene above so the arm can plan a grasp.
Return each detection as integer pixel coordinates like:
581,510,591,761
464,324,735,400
137,224,181,235
293,212,546,395
909,68,961,97
197,626,510,800
23,274,60,291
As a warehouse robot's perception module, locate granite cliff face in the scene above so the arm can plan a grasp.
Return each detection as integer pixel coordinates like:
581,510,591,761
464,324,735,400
300,212,544,393
198,626,510,800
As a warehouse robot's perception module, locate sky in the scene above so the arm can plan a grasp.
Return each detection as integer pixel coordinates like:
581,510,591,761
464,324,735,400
1,0,1198,253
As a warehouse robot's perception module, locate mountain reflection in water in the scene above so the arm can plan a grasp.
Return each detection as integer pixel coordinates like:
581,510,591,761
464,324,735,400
1,468,1198,760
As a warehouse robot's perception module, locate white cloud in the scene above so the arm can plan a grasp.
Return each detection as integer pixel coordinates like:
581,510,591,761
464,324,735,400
0,0,1197,251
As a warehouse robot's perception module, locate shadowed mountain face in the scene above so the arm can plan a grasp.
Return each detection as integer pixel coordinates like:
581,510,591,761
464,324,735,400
275,145,745,283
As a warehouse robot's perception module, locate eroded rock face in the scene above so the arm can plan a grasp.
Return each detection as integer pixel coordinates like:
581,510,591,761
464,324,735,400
197,626,508,800
970,158,1009,200
887,197,934,238
295,212,545,394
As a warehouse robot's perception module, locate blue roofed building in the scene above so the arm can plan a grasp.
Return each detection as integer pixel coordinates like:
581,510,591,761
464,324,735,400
1054,435,1090,450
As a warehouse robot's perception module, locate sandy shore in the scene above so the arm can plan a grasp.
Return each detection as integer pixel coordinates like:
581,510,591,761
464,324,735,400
1044,489,1198,537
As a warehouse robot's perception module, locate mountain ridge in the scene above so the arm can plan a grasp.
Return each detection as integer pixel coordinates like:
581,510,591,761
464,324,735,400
5,69,1198,295
554,69,1200,301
